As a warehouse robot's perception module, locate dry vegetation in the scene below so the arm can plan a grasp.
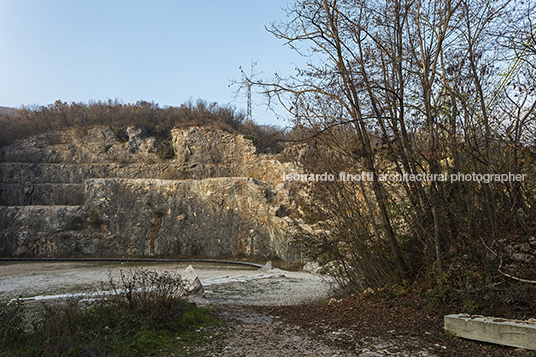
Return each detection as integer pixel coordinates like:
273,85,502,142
0,268,223,356
264,0,536,320
0,99,286,153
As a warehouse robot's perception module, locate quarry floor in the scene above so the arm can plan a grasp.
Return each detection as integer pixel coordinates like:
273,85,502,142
0,261,329,305
0,261,532,356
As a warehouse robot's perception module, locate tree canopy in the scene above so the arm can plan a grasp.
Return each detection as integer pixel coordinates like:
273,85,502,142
260,0,536,301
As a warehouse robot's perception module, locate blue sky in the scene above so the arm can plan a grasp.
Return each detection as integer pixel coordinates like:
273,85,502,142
0,0,302,126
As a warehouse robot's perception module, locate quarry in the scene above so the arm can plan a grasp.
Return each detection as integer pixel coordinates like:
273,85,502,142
0,126,310,261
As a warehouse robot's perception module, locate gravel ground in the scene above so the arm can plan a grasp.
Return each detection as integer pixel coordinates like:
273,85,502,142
2,261,529,356
216,305,358,357
0,261,331,305
0,261,355,355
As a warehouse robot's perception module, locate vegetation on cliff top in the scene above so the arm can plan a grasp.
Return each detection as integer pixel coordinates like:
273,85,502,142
0,99,284,153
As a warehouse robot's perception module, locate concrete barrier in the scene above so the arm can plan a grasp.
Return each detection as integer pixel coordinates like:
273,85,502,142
444,314,536,351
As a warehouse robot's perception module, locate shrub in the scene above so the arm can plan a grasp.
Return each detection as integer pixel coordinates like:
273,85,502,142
152,209,164,219
88,212,103,228
145,125,172,141
112,128,129,143
156,141,175,160
65,216,85,231
0,269,221,356
243,134,260,147
0,99,262,148
98,268,189,328
0,299,25,348
180,166,189,180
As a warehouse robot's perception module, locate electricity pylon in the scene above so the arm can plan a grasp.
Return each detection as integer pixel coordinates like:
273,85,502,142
238,61,259,123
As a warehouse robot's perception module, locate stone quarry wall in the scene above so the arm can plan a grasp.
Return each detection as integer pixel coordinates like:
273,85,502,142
0,126,305,261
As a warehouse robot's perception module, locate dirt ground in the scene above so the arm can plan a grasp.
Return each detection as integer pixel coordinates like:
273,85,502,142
1,261,534,356
0,261,331,305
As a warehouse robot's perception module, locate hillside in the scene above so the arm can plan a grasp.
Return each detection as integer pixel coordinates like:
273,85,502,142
0,106,17,116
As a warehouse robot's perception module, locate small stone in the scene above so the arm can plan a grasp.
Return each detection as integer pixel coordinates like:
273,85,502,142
518,243,531,252
303,261,321,273
512,253,534,263
505,245,515,254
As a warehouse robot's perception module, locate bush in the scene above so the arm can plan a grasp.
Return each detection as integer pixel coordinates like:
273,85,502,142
0,98,259,148
112,128,129,143
243,134,260,147
65,216,85,231
145,125,172,141
152,209,165,219
156,141,175,160
0,299,25,348
0,268,221,356
88,212,103,228
97,268,192,330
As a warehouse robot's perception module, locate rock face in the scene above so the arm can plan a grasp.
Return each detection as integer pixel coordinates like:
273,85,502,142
0,126,305,261
172,127,257,174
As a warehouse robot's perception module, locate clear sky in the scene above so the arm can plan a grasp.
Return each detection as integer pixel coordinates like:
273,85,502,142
0,0,302,127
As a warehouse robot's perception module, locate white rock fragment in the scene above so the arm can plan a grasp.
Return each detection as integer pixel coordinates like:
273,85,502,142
180,265,204,296
303,261,321,274
259,261,272,272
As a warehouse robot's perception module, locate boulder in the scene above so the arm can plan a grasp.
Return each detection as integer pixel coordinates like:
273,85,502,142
303,261,321,274
512,253,534,263
259,261,272,272
180,265,204,296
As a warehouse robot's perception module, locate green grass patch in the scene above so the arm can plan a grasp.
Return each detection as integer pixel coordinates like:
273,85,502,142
0,268,223,356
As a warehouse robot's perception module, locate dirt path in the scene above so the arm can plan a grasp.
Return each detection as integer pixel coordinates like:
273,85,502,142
216,305,357,357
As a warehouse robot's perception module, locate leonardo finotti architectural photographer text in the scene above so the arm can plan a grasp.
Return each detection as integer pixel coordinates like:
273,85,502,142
282,172,526,183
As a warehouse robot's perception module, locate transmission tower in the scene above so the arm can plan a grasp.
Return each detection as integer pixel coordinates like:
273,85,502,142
239,61,258,123
246,78,252,122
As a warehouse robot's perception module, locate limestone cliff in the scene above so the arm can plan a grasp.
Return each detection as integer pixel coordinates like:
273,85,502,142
0,126,306,261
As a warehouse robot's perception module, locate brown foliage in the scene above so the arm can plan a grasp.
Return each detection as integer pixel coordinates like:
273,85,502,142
0,99,263,147
269,0,536,313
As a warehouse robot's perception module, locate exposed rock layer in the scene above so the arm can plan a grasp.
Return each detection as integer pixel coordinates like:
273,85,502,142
0,127,303,261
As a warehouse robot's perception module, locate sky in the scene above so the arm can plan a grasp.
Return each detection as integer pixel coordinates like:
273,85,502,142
0,0,304,127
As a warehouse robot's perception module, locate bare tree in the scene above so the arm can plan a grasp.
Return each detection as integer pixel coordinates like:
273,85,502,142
260,0,535,290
